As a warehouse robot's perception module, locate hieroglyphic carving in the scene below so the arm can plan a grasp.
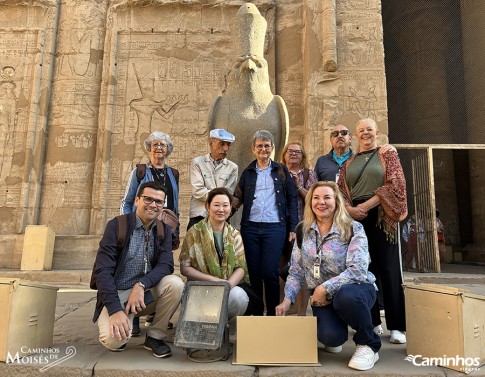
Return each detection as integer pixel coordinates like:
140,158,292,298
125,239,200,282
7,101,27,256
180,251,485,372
39,0,106,235
340,15,383,67
306,1,387,164
93,31,232,231
339,0,379,10
0,29,44,233
56,0,103,78
0,1,59,235
92,2,275,234
40,162,94,231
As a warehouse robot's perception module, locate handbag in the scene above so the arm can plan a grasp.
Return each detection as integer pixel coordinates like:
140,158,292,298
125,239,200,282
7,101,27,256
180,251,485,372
158,208,180,250
158,208,179,233
238,282,264,316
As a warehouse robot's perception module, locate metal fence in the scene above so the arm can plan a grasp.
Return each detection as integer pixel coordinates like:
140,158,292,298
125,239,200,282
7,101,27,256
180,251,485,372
395,144,485,272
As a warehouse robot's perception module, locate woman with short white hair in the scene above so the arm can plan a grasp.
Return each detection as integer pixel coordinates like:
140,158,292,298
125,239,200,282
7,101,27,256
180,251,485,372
121,131,179,219
120,131,180,336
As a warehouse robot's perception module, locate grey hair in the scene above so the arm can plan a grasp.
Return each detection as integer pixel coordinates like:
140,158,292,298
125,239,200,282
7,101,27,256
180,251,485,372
252,130,274,147
144,131,174,155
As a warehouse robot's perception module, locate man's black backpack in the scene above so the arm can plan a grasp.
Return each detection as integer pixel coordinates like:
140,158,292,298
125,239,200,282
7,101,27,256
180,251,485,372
89,215,165,290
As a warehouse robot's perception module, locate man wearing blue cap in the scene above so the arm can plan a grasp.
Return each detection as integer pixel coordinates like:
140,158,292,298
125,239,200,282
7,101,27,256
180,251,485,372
187,129,238,230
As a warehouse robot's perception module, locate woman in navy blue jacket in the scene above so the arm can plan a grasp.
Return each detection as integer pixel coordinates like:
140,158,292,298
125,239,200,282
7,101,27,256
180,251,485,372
232,130,298,315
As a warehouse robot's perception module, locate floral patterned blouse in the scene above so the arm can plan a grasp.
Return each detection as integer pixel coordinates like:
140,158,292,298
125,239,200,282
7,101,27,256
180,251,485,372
284,220,376,303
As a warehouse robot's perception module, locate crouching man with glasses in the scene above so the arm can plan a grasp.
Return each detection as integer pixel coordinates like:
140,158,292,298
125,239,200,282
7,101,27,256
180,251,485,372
91,181,184,358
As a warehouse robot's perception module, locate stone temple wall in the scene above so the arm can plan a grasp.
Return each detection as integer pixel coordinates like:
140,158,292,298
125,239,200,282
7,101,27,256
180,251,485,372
0,0,387,268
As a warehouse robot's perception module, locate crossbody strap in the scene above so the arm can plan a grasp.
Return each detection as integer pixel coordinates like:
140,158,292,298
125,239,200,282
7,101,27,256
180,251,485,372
352,149,378,189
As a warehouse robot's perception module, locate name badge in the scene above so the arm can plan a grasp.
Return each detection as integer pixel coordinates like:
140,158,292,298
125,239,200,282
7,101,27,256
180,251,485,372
313,263,320,278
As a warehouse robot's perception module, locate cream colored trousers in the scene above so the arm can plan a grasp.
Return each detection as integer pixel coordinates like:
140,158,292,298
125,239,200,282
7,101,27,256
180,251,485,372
97,275,184,350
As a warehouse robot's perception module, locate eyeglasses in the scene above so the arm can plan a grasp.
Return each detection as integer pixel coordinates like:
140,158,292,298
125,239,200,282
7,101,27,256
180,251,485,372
255,144,273,150
141,195,164,207
330,130,350,137
152,143,168,150
287,149,302,155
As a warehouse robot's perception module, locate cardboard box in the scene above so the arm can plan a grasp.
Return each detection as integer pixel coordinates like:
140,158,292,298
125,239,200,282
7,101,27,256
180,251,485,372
404,283,485,373
234,316,319,365
21,225,56,271
0,279,58,362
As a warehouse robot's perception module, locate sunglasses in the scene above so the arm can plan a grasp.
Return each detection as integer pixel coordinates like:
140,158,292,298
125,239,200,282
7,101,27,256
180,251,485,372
141,195,164,207
330,130,350,137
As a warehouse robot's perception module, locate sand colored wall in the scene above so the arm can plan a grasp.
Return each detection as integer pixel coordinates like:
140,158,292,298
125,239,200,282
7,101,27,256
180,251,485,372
0,0,389,267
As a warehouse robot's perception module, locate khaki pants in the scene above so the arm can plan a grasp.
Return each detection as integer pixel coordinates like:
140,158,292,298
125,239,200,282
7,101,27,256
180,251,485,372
97,275,184,350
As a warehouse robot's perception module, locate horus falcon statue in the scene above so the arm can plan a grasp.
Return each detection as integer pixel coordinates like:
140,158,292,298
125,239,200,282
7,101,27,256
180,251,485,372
208,3,289,171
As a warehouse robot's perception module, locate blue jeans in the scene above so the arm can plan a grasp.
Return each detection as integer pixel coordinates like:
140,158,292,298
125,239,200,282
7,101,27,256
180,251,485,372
241,222,286,316
311,283,381,352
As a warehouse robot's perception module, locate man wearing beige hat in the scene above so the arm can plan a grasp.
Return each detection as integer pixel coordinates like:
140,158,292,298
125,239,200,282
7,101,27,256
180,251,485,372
187,129,238,230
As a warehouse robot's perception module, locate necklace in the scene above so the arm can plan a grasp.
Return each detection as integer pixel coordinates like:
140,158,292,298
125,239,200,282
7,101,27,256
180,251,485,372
151,166,166,185
357,149,375,162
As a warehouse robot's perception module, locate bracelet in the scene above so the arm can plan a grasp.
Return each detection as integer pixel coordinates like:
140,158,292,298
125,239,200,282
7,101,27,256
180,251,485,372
297,186,302,190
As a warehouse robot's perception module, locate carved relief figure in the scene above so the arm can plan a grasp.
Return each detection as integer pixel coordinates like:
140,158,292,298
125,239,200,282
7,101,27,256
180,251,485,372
0,66,17,136
208,3,289,170
57,0,103,78
129,63,185,135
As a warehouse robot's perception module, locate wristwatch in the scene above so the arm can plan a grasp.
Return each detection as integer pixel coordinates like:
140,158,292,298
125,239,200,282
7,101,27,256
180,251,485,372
137,281,146,290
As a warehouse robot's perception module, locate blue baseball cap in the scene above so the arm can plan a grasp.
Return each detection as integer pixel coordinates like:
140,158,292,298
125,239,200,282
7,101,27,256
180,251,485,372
209,129,235,142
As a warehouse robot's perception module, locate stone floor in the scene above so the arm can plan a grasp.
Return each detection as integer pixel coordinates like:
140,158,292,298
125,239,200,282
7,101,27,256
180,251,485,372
0,263,484,376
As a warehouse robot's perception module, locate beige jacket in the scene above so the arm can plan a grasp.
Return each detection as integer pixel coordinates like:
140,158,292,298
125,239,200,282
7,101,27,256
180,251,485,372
189,153,238,218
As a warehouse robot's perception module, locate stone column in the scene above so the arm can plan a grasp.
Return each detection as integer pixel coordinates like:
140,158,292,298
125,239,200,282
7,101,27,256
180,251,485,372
0,1,59,234
38,0,108,235
461,1,485,248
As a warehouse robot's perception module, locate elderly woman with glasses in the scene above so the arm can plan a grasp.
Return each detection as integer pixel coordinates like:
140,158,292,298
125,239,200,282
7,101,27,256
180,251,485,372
121,131,179,220
120,131,180,336
232,130,298,316
280,142,318,221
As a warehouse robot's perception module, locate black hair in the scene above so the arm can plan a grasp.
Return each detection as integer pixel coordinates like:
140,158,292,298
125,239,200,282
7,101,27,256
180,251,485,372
206,187,233,206
137,180,167,197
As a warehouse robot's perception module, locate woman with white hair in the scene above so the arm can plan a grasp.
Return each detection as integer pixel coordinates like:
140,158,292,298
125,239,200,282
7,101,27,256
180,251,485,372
120,131,179,336
121,131,179,218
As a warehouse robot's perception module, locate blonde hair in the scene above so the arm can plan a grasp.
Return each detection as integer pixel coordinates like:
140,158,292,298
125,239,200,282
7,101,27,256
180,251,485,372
279,141,309,169
302,181,354,241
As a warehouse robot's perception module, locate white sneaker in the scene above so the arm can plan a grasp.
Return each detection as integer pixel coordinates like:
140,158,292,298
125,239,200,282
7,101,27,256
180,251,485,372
348,345,379,371
374,324,384,335
324,345,343,353
390,330,406,344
